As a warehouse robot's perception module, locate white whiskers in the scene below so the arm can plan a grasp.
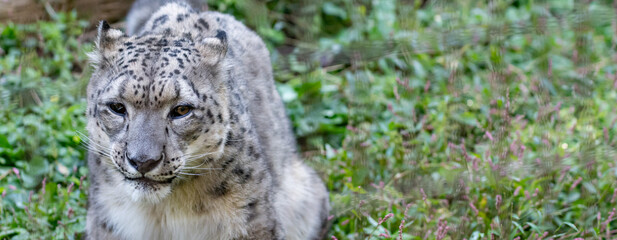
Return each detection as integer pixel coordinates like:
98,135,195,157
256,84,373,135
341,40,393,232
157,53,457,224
175,150,222,176
76,131,113,159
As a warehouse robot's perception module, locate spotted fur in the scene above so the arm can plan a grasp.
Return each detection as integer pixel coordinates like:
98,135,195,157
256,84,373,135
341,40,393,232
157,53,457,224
85,1,330,239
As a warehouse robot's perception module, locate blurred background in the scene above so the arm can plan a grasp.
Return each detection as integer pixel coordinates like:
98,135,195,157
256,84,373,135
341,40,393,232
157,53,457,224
2,0,617,239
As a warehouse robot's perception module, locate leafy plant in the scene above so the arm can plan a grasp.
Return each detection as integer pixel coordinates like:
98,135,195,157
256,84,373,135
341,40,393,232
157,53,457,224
2,0,617,239
0,11,89,239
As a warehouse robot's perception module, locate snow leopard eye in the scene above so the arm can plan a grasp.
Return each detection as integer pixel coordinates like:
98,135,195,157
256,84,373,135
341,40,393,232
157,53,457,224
170,105,193,119
108,102,127,116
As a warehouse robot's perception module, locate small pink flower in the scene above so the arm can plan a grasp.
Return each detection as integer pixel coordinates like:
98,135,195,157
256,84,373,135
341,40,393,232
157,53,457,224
398,219,405,240
403,203,412,218
485,131,494,141
378,213,394,225
41,177,47,195
435,219,449,240
537,231,548,240
346,125,357,132
67,182,75,194
67,207,74,219
8,185,16,190
12,168,20,179
420,188,428,205
512,186,521,196
393,85,400,101
469,202,479,215
79,175,86,191
570,177,583,190
605,208,615,226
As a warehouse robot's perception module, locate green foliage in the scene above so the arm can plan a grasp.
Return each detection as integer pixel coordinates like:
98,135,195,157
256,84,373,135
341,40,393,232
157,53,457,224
2,0,617,239
0,11,89,239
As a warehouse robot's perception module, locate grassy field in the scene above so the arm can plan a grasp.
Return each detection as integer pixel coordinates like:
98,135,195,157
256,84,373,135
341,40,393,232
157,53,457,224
2,0,617,239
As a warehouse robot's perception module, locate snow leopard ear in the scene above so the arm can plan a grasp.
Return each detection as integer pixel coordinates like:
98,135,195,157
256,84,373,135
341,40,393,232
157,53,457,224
88,21,125,68
198,30,228,65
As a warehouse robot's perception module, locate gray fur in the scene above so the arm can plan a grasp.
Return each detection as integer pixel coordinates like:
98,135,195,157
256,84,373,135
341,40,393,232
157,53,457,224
85,2,330,240
125,0,207,36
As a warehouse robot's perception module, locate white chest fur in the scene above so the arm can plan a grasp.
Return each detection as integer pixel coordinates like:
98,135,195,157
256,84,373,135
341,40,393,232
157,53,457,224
97,183,248,240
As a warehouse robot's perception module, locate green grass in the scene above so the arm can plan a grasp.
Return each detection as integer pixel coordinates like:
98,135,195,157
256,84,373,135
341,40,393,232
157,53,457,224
2,0,617,239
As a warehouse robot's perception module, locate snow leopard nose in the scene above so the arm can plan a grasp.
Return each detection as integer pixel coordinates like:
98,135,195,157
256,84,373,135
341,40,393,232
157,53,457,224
126,151,164,174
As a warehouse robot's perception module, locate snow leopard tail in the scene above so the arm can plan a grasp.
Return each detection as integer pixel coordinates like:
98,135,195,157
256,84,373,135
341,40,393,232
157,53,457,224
125,0,207,36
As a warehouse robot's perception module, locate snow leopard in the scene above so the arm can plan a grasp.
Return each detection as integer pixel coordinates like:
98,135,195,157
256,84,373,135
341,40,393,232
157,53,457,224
84,1,330,239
